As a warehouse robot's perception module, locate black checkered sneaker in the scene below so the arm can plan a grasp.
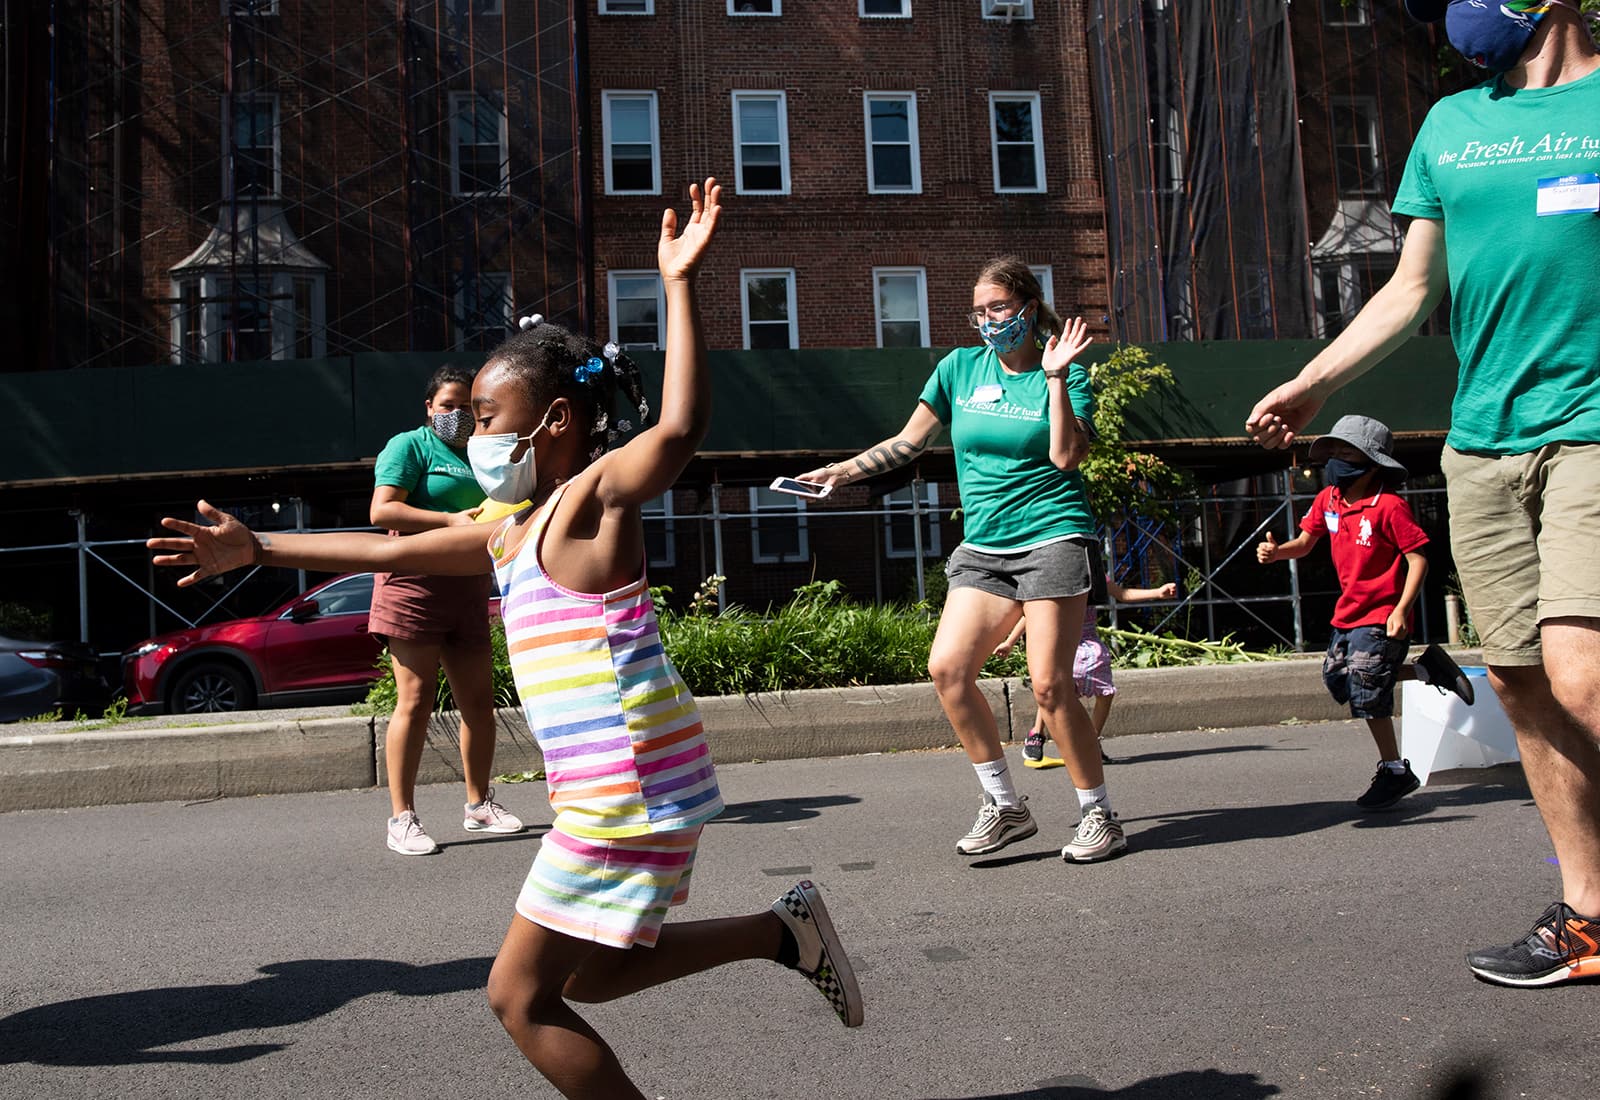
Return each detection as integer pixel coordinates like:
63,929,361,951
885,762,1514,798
772,880,864,1028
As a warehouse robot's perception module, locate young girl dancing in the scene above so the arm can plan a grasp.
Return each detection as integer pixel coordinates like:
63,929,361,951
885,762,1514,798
149,179,862,1098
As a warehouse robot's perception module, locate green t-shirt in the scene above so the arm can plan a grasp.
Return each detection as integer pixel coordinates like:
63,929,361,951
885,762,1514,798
918,345,1098,553
372,426,482,514
1393,67,1600,456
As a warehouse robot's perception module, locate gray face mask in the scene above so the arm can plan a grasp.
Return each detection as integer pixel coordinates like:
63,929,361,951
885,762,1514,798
429,407,474,448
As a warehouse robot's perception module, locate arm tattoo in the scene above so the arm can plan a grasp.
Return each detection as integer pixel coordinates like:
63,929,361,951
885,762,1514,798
853,430,932,479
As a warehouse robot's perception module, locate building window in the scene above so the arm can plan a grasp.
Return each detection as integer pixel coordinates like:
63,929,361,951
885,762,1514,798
981,0,1033,20
883,482,942,559
741,269,798,349
170,272,326,364
1322,0,1369,26
989,92,1045,193
860,0,910,16
450,91,510,197
454,273,513,351
227,95,280,197
1029,265,1054,311
609,270,665,349
729,0,780,14
864,93,921,194
732,92,790,195
599,0,653,11
1330,97,1381,197
1154,104,1183,195
643,493,676,569
749,487,809,564
603,92,660,195
1314,258,1394,339
874,267,928,348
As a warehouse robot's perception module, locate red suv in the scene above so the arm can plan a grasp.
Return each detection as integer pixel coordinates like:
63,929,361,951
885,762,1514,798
123,573,391,714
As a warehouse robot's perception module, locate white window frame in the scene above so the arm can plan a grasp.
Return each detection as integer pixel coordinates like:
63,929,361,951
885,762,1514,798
1322,0,1369,27
989,91,1046,194
1330,95,1382,197
449,90,510,198
731,91,791,196
169,271,327,363
740,268,799,350
602,91,661,195
748,488,810,565
599,0,653,11
863,92,922,195
643,493,677,569
883,482,942,560
608,270,666,350
452,272,513,351
1029,265,1054,311
728,0,781,15
859,0,911,17
873,267,929,348
981,0,1033,21
1312,257,1395,339
225,93,281,198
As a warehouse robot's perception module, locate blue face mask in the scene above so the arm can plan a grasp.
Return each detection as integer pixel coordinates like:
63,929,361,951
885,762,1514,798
466,415,549,504
1323,457,1372,490
1446,0,1551,73
979,309,1033,356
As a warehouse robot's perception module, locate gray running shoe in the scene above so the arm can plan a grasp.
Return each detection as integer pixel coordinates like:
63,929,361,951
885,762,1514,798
1061,804,1127,862
955,797,1037,855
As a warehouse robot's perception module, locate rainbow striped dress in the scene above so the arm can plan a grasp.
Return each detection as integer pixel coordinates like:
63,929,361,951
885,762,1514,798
489,486,724,947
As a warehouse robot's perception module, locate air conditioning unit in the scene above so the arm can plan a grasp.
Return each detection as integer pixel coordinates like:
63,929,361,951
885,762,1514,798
986,0,1029,23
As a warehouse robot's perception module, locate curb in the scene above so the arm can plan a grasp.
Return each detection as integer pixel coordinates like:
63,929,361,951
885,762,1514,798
0,653,1481,813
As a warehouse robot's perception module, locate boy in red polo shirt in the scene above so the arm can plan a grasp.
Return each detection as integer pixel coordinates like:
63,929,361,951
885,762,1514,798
1257,415,1474,810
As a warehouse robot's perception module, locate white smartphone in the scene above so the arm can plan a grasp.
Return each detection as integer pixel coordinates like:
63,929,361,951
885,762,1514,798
769,476,834,500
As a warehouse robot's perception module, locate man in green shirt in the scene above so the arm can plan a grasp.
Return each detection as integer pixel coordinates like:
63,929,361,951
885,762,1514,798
1248,0,1600,987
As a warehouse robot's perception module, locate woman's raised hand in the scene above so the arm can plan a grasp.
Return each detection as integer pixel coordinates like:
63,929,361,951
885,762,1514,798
1042,316,1093,373
147,500,258,587
658,177,723,282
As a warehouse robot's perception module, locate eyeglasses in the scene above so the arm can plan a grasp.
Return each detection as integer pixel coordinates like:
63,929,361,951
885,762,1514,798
967,298,1023,328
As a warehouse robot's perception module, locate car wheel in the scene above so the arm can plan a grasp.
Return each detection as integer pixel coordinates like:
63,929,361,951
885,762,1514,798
169,662,255,714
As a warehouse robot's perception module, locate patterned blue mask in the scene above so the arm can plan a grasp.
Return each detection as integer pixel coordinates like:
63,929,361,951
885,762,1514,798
979,310,1032,355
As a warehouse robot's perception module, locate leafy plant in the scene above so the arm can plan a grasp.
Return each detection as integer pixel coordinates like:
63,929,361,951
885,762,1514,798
1080,345,1191,527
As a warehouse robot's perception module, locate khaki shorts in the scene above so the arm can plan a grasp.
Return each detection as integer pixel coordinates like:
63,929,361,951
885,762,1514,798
1442,442,1600,666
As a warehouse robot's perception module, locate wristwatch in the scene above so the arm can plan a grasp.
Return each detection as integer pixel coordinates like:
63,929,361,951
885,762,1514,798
1043,369,1066,380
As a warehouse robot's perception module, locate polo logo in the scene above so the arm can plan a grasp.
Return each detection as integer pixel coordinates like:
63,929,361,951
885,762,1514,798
1357,517,1373,547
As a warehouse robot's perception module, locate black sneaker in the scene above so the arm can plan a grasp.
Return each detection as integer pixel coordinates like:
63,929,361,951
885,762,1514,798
1467,901,1600,987
1414,644,1475,705
1355,761,1420,810
1022,729,1046,763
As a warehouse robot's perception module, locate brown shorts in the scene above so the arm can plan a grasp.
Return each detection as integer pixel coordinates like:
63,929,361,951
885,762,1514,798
1442,442,1600,666
368,571,494,650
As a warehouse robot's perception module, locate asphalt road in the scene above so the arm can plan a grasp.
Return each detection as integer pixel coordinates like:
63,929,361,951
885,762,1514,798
1,721,1591,1100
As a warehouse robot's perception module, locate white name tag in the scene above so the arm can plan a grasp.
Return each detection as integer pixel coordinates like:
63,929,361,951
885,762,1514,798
1537,173,1600,217
970,384,1004,404
1324,511,1339,533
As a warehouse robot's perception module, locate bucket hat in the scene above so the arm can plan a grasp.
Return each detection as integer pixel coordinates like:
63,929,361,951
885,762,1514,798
1307,414,1408,481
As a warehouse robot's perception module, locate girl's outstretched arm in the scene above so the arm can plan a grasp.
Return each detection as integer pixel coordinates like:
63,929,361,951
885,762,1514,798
149,500,494,586
596,178,722,507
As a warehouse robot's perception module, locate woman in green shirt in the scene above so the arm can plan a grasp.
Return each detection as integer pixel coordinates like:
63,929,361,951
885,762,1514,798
369,365,524,856
795,258,1124,863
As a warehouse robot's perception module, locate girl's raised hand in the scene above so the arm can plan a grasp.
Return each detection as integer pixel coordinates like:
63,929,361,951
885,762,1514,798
1042,316,1092,374
658,178,722,282
147,500,258,587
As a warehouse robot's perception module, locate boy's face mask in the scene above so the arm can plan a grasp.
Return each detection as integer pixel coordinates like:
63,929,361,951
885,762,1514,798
1323,457,1372,490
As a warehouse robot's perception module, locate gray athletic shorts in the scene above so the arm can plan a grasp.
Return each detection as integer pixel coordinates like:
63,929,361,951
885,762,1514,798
945,538,1105,603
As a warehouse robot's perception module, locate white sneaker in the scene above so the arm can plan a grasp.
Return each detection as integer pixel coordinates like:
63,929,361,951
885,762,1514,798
1061,804,1127,863
772,880,864,1027
955,797,1037,855
386,810,439,856
463,787,524,834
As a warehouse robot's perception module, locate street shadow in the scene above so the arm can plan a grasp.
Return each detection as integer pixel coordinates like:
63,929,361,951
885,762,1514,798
434,829,545,851
1106,744,1289,766
1127,782,1529,851
0,955,492,1067
921,1067,1281,1098
968,847,1063,869
711,794,860,826
922,1065,1485,1099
